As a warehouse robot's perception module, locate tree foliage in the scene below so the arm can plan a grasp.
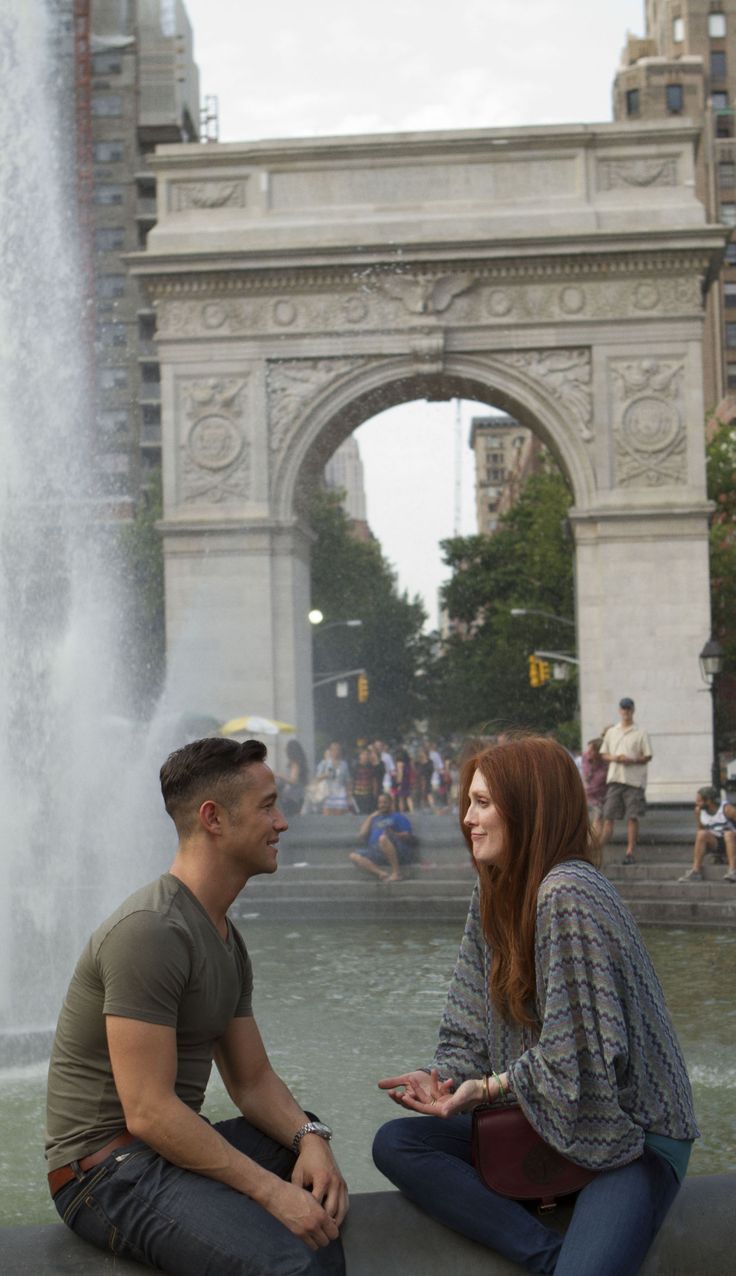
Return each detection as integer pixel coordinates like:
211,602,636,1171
308,487,429,746
429,466,578,744
707,420,736,666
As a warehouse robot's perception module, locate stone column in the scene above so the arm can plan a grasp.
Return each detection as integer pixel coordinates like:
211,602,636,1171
157,351,315,760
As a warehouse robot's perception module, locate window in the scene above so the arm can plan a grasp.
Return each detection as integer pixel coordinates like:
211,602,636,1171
673,16,684,42
93,184,124,205
98,411,129,437
726,322,736,347
719,162,736,187
626,88,640,117
97,322,127,347
666,83,684,113
711,50,727,79
141,363,160,384
92,52,122,75
725,283,736,307
96,275,126,299
142,404,161,427
709,13,727,38
713,91,729,110
728,364,736,388
93,140,124,164
721,202,736,225
97,367,128,390
726,241,736,264
91,94,122,117
94,226,125,252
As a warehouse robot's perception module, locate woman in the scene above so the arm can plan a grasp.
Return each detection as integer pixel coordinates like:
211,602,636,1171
373,736,697,1276
581,734,609,836
276,738,309,816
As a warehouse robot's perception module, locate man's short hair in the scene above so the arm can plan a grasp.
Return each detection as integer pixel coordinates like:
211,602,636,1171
698,785,719,803
160,737,267,834
619,697,635,710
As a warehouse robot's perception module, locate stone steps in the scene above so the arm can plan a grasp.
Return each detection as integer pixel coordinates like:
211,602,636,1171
235,816,736,927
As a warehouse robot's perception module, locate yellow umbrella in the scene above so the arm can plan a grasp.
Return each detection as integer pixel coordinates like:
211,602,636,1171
219,714,296,737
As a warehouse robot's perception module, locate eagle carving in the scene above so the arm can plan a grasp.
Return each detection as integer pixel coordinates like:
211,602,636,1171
379,272,476,315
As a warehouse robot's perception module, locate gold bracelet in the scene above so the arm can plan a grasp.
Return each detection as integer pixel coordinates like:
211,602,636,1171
484,1074,492,1104
491,1070,509,1103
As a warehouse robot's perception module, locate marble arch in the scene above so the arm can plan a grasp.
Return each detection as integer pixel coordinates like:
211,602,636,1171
133,119,726,799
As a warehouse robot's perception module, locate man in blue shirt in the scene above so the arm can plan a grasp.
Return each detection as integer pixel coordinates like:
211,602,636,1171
349,793,416,881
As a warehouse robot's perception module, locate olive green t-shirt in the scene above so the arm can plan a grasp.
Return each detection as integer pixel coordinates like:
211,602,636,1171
45,873,253,1171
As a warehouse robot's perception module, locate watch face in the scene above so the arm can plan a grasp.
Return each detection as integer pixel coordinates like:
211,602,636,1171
310,1121,332,1139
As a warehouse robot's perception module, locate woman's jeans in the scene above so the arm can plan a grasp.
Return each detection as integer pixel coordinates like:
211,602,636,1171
53,1116,345,1276
373,1114,681,1276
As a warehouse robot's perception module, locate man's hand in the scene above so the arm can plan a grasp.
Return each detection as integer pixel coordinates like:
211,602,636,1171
291,1135,348,1225
257,1177,340,1251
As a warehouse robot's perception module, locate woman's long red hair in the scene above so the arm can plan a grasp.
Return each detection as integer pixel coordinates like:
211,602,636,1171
460,736,597,1027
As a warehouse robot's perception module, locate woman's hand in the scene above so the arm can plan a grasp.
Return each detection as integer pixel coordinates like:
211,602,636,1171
377,1068,485,1118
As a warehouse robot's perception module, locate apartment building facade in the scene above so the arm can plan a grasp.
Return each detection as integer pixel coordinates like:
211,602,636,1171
613,1,736,408
88,0,200,510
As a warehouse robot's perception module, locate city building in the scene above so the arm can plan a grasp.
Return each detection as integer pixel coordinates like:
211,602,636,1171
468,414,542,535
612,1,735,409
323,436,369,535
84,0,201,512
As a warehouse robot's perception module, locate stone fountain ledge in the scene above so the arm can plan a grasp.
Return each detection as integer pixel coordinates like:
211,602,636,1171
1,1177,732,1274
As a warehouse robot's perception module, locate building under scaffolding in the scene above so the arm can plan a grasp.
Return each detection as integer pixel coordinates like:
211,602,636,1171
56,0,202,516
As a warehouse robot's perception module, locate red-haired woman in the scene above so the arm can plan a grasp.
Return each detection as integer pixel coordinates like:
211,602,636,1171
373,737,697,1276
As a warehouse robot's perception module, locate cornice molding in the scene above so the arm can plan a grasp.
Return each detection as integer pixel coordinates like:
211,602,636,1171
139,251,716,300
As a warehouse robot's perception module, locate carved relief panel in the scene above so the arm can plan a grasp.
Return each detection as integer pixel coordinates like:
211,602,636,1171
496,349,594,442
175,377,251,507
608,358,687,487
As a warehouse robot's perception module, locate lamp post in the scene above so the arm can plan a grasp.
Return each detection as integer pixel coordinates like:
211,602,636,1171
699,637,725,791
308,611,363,634
510,607,575,629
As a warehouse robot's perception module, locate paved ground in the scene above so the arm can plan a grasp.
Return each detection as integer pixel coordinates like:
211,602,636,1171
235,808,736,927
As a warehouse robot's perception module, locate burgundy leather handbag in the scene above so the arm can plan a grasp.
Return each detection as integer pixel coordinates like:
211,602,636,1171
471,1102,599,1211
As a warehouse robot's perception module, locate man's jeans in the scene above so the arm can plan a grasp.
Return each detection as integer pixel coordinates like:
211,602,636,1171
373,1114,681,1276
53,1116,345,1276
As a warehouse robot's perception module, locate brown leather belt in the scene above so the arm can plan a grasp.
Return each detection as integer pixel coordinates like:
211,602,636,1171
48,1130,137,1199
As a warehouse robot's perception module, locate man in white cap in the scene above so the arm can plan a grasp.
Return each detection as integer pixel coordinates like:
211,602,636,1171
600,698,652,864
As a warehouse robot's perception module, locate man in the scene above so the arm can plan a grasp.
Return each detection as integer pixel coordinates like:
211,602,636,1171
678,785,736,883
600,697,652,864
348,792,416,882
373,739,396,794
45,737,347,1274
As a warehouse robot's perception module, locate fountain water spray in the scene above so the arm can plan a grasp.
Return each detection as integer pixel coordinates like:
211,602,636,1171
0,1,173,1063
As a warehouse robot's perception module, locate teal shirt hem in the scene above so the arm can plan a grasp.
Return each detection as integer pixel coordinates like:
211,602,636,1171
644,1132,693,1182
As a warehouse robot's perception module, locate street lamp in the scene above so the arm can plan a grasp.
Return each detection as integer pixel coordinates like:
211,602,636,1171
510,607,576,629
309,613,363,634
699,637,725,791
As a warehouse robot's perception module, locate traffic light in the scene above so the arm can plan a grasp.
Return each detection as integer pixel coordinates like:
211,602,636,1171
528,655,550,687
357,672,369,702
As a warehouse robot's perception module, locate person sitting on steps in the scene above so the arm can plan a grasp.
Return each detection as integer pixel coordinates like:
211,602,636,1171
348,793,416,882
678,786,736,884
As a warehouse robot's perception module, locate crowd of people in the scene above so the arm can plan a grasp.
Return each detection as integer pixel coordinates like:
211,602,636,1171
277,737,460,817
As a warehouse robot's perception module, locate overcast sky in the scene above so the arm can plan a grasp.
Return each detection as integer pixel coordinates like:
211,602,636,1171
182,0,646,624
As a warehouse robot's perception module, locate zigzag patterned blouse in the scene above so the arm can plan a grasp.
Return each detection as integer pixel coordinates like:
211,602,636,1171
431,860,699,1170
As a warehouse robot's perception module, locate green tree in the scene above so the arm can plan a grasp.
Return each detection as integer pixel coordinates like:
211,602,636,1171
308,487,429,746
430,466,578,743
707,420,736,665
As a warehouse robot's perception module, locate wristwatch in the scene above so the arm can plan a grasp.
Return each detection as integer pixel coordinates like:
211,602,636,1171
292,1120,333,1154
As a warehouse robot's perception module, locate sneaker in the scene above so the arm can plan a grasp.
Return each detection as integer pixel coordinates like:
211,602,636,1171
724,870,736,883
677,869,703,882
621,855,635,866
